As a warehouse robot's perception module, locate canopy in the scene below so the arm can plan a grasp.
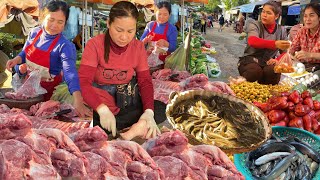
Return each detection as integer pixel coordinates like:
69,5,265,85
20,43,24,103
288,4,301,15
239,0,268,13
76,0,154,6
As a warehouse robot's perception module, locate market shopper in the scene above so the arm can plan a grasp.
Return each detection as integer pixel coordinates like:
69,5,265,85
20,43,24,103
290,3,320,70
238,0,291,85
78,1,165,138
5,0,91,117
200,12,207,34
140,1,178,63
218,15,224,32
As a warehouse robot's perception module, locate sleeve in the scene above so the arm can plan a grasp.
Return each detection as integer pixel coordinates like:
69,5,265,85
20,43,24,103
289,28,302,55
135,43,149,72
137,70,154,111
78,38,103,110
247,22,276,50
140,22,153,41
60,42,80,94
167,25,178,52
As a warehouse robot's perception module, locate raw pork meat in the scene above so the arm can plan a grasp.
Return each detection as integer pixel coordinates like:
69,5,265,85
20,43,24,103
153,79,182,104
31,116,89,134
142,130,188,157
0,104,10,113
181,74,209,90
152,69,191,82
0,113,32,140
69,126,108,151
0,139,60,180
191,145,243,179
153,156,202,180
83,152,128,180
30,100,60,117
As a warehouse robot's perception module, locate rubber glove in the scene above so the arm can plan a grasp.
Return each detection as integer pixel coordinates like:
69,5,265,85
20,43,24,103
275,40,291,50
96,104,116,137
140,109,161,139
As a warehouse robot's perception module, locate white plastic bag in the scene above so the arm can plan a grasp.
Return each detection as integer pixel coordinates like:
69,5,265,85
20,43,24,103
147,43,167,68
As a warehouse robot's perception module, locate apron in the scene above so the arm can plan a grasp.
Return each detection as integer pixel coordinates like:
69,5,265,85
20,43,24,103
147,22,171,62
25,29,62,100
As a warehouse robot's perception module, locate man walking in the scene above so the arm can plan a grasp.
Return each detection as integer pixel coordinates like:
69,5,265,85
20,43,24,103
219,15,225,32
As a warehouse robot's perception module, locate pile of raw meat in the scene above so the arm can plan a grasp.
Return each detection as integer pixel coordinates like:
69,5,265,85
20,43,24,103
152,69,235,104
0,100,88,134
0,108,244,179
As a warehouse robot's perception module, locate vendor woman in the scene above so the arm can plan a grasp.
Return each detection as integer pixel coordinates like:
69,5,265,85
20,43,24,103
6,0,91,117
140,1,178,63
238,0,291,85
290,3,320,69
78,1,166,138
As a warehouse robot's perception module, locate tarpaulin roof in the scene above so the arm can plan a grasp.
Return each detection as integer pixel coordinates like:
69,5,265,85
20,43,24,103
239,0,268,13
288,4,301,15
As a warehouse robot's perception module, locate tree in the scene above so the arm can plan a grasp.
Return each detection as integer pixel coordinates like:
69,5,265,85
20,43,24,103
204,0,221,12
237,0,251,6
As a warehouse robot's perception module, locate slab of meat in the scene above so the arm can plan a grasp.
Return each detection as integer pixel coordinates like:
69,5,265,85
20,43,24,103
191,145,244,179
153,156,202,180
126,161,162,180
31,116,89,134
0,113,32,140
34,128,87,178
110,140,164,179
152,69,191,82
83,152,129,180
0,104,10,113
207,165,241,180
152,79,182,104
142,130,188,157
172,149,210,180
0,139,60,180
30,100,60,117
181,74,209,90
69,126,108,151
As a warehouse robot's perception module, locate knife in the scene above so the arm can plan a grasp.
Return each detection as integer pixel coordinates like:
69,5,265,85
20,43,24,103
43,109,72,119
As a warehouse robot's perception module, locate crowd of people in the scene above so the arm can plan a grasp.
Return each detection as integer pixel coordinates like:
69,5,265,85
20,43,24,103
3,0,320,139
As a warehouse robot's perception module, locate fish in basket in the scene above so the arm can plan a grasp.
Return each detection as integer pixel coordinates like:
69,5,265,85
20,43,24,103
166,90,272,154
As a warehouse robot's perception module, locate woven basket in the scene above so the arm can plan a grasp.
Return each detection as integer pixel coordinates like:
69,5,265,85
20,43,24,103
0,88,43,110
234,126,320,180
166,90,272,154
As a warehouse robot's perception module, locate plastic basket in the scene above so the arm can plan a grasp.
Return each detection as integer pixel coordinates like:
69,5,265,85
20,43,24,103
234,126,320,180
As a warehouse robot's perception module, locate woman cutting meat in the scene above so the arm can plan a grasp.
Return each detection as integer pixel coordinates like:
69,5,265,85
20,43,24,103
78,1,166,139
6,0,91,117
140,1,178,64
238,0,291,85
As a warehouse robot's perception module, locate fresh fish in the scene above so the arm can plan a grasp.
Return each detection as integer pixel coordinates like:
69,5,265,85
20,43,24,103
248,142,295,162
310,161,319,176
288,141,320,163
255,152,291,165
257,153,299,180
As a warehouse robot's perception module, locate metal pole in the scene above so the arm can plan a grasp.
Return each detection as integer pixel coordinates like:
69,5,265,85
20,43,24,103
181,0,184,43
82,0,85,52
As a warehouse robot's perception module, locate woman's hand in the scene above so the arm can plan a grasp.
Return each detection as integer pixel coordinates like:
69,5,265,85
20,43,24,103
73,91,93,118
142,33,155,44
96,104,116,137
6,56,22,71
275,40,291,50
267,58,278,65
156,39,169,48
294,51,312,60
139,109,160,139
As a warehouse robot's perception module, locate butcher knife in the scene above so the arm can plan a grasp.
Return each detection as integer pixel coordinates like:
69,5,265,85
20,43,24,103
43,109,72,119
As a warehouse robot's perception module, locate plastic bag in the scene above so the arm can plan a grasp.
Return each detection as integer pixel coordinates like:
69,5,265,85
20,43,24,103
274,53,295,73
147,44,165,68
207,62,221,78
13,70,47,98
165,32,190,71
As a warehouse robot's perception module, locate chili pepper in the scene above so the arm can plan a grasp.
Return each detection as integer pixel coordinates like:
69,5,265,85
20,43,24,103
253,101,270,112
288,90,300,104
283,115,289,125
314,125,320,135
313,100,320,110
288,117,304,128
303,97,314,109
301,90,311,99
311,118,319,131
280,91,290,97
271,97,288,110
295,104,311,117
302,114,312,132
288,111,297,120
286,101,295,112
268,110,286,123
274,120,287,127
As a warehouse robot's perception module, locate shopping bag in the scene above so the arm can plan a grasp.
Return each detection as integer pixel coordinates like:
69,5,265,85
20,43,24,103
147,43,165,68
274,53,295,73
